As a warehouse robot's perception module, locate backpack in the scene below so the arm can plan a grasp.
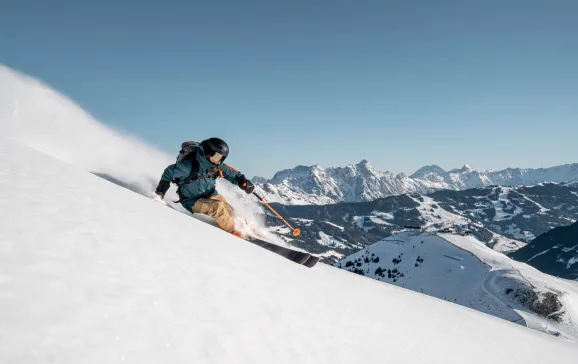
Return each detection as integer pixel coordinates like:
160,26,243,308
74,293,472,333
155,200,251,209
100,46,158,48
172,141,223,202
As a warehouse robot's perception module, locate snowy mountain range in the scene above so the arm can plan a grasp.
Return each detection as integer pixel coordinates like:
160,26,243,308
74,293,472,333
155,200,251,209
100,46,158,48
263,183,578,263
255,161,578,205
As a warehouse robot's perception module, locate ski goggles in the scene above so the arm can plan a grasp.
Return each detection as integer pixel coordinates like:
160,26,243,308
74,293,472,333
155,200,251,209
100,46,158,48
208,152,224,164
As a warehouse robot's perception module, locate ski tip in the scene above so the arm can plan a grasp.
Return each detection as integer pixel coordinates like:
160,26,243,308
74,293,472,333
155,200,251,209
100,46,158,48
303,255,321,268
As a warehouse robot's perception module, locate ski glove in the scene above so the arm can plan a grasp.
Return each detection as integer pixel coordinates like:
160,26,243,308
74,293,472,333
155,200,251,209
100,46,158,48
238,176,255,194
155,180,170,198
153,193,167,205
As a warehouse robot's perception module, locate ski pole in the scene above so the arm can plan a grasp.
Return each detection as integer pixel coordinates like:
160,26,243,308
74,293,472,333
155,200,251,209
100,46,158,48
253,191,301,237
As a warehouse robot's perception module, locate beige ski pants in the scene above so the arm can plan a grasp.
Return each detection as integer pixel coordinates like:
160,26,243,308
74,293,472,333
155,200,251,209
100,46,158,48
192,194,236,233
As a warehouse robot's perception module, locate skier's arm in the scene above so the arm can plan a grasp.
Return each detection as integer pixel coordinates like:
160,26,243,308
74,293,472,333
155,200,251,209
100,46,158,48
155,160,192,197
221,164,255,194
221,163,244,185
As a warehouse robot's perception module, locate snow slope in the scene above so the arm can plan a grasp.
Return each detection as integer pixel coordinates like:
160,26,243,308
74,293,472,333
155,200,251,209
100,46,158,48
0,64,265,235
337,233,523,324
0,65,171,196
442,233,578,340
337,231,578,342
2,137,578,362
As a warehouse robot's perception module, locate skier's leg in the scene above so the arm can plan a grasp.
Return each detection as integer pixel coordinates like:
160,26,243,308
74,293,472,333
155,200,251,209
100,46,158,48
212,194,236,218
192,195,235,233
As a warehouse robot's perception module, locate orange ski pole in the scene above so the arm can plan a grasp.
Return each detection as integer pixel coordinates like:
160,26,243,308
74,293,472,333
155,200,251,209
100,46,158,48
253,191,301,237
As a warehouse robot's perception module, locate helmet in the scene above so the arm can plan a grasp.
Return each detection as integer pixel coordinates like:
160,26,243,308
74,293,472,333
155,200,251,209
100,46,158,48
201,137,229,165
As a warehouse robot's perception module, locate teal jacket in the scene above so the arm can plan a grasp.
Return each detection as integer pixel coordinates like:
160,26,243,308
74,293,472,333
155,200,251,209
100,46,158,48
157,148,245,211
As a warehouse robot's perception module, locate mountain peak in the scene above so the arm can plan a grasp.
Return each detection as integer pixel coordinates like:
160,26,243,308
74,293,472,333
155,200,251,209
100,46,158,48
449,164,475,174
410,165,447,179
355,159,377,174
356,159,373,169
251,176,268,184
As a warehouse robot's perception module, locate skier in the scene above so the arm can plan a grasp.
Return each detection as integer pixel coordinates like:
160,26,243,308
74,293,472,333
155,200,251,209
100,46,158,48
154,137,255,237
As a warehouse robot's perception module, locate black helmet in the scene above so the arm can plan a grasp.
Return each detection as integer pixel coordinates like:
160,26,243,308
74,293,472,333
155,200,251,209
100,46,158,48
201,137,229,164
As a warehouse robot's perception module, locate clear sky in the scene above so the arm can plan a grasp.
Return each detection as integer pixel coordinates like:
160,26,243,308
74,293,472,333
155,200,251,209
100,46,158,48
1,0,577,178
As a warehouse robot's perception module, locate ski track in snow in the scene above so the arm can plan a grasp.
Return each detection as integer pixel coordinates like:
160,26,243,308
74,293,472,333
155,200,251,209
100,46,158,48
505,223,536,241
291,218,314,226
491,187,524,222
317,231,348,249
528,248,552,262
520,193,551,214
322,221,345,230
563,245,578,253
368,216,393,226
407,194,526,253
371,211,394,220
409,195,469,228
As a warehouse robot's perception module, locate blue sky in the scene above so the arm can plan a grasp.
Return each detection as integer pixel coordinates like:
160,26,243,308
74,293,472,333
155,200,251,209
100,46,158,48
1,0,577,178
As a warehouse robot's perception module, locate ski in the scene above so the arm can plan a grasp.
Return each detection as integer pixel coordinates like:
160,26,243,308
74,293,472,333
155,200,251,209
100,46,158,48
244,237,320,268
302,254,321,268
